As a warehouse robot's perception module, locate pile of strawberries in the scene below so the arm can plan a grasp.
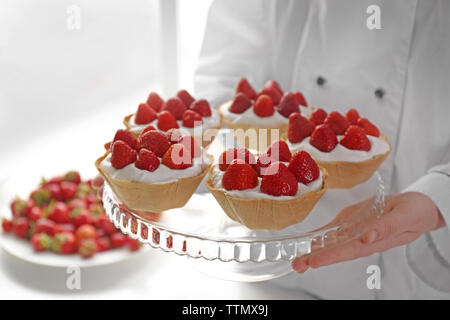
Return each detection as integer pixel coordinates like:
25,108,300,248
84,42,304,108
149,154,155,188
288,108,380,152
229,78,308,118
1,171,142,258
134,90,212,130
218,141,320,196
106,127,202,171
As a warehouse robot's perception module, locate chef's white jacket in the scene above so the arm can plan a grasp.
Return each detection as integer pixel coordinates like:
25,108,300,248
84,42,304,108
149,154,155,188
195,0,450,299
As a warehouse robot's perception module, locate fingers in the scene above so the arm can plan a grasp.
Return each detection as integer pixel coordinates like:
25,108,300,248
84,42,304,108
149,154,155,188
92,174,104,189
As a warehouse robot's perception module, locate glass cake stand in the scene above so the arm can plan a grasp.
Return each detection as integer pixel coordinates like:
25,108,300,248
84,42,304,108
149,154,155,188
102,171,386,282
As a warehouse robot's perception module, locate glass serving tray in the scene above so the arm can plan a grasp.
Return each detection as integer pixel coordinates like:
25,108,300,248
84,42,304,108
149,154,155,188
102,171,385,282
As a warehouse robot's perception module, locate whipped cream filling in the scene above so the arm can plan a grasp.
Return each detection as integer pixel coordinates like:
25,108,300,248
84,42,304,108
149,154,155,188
100,152,211,185
127,109,221,137
288,135,390,163
210,165,323,200
220,101,313,127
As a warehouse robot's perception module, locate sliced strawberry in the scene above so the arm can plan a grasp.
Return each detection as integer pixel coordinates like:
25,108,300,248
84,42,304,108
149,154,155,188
166,128,183,144
182,110,203,128
258,87,282,105
260,162,298,196
161,143,193,169
288,113,315,143
276,92,300,118
111,140,137,169
218,148,256,171
190,99,212,117
288,150,320,184
229,93,252,114
161,97,187,120
146,92,164,112
222,159,258,191
295,91,308,106
135,103,157,125
324,111,350,135
345,109,360,125
266,140,292,162
310,124,338,152
179,135,202,158
113,129,138,149
177,89,195,108
138,130,171,157
263,80,283,96
235,78,257,100
157,111,180,131
357,118,380,137
135,149,160,172
253,94,274,117
309,108,327,125
340,125,371,151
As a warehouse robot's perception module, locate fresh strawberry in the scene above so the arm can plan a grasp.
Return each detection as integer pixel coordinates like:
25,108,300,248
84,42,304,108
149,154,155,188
190,99,212,117
276,92,300,118
67,198,87,210
1,218,13,233
34,218,57,236
110,140,136,169
229,93,252,114
29,206,43,221
60,181,77,200
135,103,157,125
96,236,111,252
357,118,380,137
263,80,283,96
324,111,350,135
30,189,51,207
127,238,141,251
110,232,127,248
166,128,183,144
260,162,298,196
295,91,308,106
113,129,138,149
218,148,256,171
138,130,170,157
288,113,315,143
222,159,259,191
309,108,327,125
310,124,338,152
48,201,70,223
288,150,320,184
258,87,282,105
182,110,203,128
10,198,29,217
13,217,29,238
47,183,64,201
340,125,371,151
75,224,98,241
162,97,187,120
255,153,276,176
135,149,160,172
157,110,180,131
253,94,275,117
54,223,76,234
266,140,292,162
52,232,76,254
97,215,116,235
78,238,97,258
177,89,195,108
141,125,157,135
235,78,257,100
69,207,91,227
31,233,52,252
162,144,193,169
62,171,81,184
179,135,202,159
146,92,164,112
345,109,360,125
104,141,112,151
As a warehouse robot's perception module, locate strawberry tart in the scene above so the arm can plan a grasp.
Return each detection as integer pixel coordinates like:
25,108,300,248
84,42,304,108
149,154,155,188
285,108,391,189
123,89,222,147
95,127,212,213
205,140,327,230
218,78,313,151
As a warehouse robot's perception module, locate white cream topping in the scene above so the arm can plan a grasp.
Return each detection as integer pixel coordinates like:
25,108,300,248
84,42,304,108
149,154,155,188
127,109,221,137
288,135,390,163
210,165,323,200
220,101,313,127
100,152,211,185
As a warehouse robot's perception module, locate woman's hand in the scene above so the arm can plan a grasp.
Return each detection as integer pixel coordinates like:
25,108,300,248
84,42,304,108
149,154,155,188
291,192,446,274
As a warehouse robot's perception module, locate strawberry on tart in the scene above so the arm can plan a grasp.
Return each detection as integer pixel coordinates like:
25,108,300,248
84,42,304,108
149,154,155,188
218,78,313,151
123,89,222,148
285,108,391,189
95,127,212,213
205,140,327,230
